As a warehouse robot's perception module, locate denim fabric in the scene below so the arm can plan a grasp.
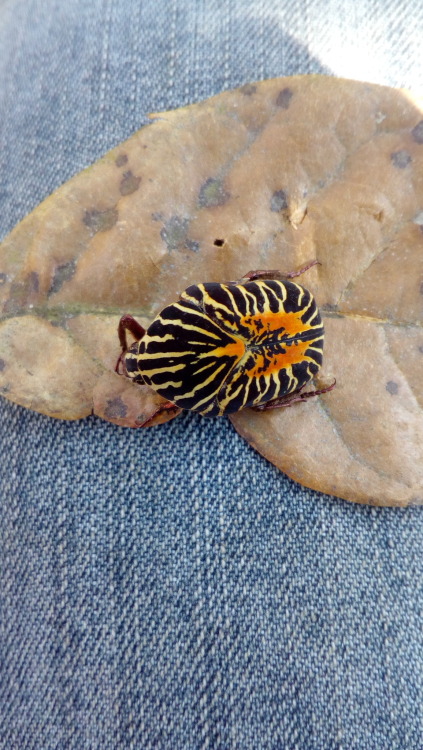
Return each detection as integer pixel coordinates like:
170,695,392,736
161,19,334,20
1,1,423,749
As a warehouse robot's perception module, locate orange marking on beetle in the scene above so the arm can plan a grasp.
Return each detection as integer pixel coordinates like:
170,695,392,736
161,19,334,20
245,340,312,378
213,338,246,360
240,310,313,337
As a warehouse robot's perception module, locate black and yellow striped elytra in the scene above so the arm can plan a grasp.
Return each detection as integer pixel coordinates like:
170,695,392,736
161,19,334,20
118,268,330,418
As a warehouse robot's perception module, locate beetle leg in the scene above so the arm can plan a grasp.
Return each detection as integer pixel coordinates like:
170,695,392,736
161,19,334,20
253,378,336,411
118,314,146,350
242,260,320,283
116,315,146,374
115,351,125,375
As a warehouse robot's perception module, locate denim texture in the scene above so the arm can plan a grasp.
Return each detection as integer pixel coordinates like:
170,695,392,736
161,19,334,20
1,1,423,748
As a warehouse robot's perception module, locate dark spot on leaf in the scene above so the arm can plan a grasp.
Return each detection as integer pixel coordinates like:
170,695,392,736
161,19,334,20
270,189,288,212
0,385,10,394
418,344,423,354
411,120,423,144
48,259,77,295
83,207,118,234
420,281,423,295
386,381,399,395
198,178,230,208
0,359,5,371
120,170,141,196
161,216,188,250
115,153,128,167
276,88,293,109
213,238,225,247
104,397,128,419
161,216,191,251
186,239,200,253
240,83,257,96
390,150,412,168
0,273,7,286
27,272,39,293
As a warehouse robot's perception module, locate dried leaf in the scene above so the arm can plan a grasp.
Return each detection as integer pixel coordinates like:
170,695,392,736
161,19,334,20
0,76,422,505
93,371,182,428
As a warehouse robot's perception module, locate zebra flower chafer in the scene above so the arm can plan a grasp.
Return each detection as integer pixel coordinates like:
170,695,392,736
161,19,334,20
116,262,335,422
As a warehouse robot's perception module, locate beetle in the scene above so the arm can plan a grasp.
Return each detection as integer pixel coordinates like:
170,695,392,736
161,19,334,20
116,261,335,421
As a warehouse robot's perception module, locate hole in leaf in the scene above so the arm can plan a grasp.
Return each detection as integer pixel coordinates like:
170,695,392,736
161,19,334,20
214,238,225,247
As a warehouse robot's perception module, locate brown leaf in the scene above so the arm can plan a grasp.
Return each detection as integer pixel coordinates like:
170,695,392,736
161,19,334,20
93,371,182,428
0,76,422,505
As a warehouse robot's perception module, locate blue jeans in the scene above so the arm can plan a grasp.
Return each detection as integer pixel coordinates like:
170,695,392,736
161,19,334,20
1,1,422,748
